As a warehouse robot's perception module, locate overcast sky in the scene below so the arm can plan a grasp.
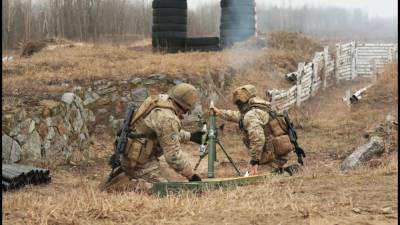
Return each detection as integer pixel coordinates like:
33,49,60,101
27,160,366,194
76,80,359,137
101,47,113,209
188,0,398,18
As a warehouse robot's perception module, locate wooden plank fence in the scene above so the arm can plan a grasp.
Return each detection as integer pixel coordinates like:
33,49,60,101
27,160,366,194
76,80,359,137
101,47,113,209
335,41,356,81
267,41,397,113
355,43,398,77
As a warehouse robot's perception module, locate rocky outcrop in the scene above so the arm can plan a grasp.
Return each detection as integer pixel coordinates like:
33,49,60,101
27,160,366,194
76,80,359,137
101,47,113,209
2,134,22,163
340,136,385,171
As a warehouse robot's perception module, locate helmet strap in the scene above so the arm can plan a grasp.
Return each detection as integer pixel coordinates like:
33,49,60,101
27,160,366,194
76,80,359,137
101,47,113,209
235,100,248,113
172,99,189,117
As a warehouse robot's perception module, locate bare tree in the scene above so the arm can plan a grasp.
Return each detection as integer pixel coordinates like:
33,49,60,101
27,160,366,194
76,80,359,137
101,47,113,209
25,0,32,42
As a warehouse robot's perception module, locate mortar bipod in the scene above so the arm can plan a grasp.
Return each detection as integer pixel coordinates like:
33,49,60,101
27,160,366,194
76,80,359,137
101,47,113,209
194,102,242,178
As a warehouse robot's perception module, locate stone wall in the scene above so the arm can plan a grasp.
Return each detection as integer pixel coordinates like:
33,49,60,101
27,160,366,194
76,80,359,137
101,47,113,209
2,72,232,164
2,93,91,164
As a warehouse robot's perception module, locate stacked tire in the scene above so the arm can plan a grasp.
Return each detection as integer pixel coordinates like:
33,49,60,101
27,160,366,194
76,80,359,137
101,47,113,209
220,0,256,47
185,37,221,52
152,0,187,53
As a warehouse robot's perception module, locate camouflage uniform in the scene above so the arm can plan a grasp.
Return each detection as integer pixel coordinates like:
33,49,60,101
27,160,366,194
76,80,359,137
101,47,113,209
218,102,269,163
218,88,290,170
104,94,196,194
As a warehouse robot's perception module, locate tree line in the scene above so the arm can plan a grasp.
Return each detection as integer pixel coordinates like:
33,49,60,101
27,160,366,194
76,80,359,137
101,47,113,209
257,6,398,42
2,0,153,49
2,0,398,49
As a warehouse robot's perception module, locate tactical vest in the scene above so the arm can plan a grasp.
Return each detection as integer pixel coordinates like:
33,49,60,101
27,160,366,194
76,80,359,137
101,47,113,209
240,97,294,164
122,94,178,169
130,94,177,126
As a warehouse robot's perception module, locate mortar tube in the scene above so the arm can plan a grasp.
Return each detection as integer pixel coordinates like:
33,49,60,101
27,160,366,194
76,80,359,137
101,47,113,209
207,107,217,178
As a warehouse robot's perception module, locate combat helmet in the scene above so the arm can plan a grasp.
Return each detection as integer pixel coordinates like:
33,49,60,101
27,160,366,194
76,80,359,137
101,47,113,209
232,84,257,104
169,83,199,112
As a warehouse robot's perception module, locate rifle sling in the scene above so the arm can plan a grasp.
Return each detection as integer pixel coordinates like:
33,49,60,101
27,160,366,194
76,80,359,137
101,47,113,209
262,107,289,135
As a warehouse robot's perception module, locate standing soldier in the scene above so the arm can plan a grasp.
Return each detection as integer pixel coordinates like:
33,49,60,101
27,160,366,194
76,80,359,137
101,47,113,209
102,83,205,193
212,85,299,176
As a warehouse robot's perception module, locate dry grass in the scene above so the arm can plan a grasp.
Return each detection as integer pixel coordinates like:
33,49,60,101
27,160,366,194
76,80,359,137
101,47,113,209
240,31,323,55
2,31,322,98
289,63,398,163
3,155,397,225
2,36,398,224
3,45,225,93
4,63,398,225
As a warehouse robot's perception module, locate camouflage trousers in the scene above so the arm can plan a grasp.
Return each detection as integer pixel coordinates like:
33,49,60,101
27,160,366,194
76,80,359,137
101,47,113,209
258,152,303,176
271,155,289,168
101,159,167,194
258,147,290,168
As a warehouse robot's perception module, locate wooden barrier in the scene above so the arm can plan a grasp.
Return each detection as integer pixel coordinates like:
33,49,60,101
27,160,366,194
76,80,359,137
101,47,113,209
268,41,397,112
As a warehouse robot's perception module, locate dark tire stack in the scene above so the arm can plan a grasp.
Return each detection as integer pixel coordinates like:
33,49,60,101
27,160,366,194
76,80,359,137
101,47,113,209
220,0,256,47
152,0,187,53
184,37,221,52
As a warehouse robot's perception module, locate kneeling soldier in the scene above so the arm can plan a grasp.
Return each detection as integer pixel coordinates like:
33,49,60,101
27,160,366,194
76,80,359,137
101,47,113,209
103,83,205,193
212,85,296,176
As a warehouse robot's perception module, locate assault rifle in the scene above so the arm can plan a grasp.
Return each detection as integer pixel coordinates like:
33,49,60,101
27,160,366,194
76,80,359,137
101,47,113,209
283,110,306,165
107,105,136,182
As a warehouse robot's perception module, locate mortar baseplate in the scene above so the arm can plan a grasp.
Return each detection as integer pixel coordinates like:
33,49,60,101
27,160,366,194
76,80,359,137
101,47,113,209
152,173,274,196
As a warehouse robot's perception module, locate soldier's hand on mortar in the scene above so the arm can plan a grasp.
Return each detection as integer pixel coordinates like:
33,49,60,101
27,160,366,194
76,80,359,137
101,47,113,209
249,160,259,176
249,164,258,176
210,105,221,116
190,130,206,144
188,174,202,182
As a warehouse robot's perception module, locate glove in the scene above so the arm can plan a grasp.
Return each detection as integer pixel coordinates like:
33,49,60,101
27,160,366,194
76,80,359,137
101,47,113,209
190,130,206,145
188,174,202,182
249,160,259,166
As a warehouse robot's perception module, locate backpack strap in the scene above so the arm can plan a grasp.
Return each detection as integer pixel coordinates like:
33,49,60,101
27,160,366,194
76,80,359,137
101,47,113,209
130,94,177,126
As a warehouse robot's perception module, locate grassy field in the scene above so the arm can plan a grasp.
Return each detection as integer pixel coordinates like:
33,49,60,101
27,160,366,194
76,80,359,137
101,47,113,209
2,32,322,97
2,34,398,225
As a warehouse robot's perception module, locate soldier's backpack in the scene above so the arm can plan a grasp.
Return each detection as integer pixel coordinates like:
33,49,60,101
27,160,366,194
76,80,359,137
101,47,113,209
130,94,177,126
244,97,305,165
111,94,178,169
107,94,192,182
263,108,306,165
263,110,293,158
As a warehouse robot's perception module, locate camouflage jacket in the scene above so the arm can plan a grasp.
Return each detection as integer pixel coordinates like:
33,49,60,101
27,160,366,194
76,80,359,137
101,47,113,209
130,95,193,179
218,98,270,162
